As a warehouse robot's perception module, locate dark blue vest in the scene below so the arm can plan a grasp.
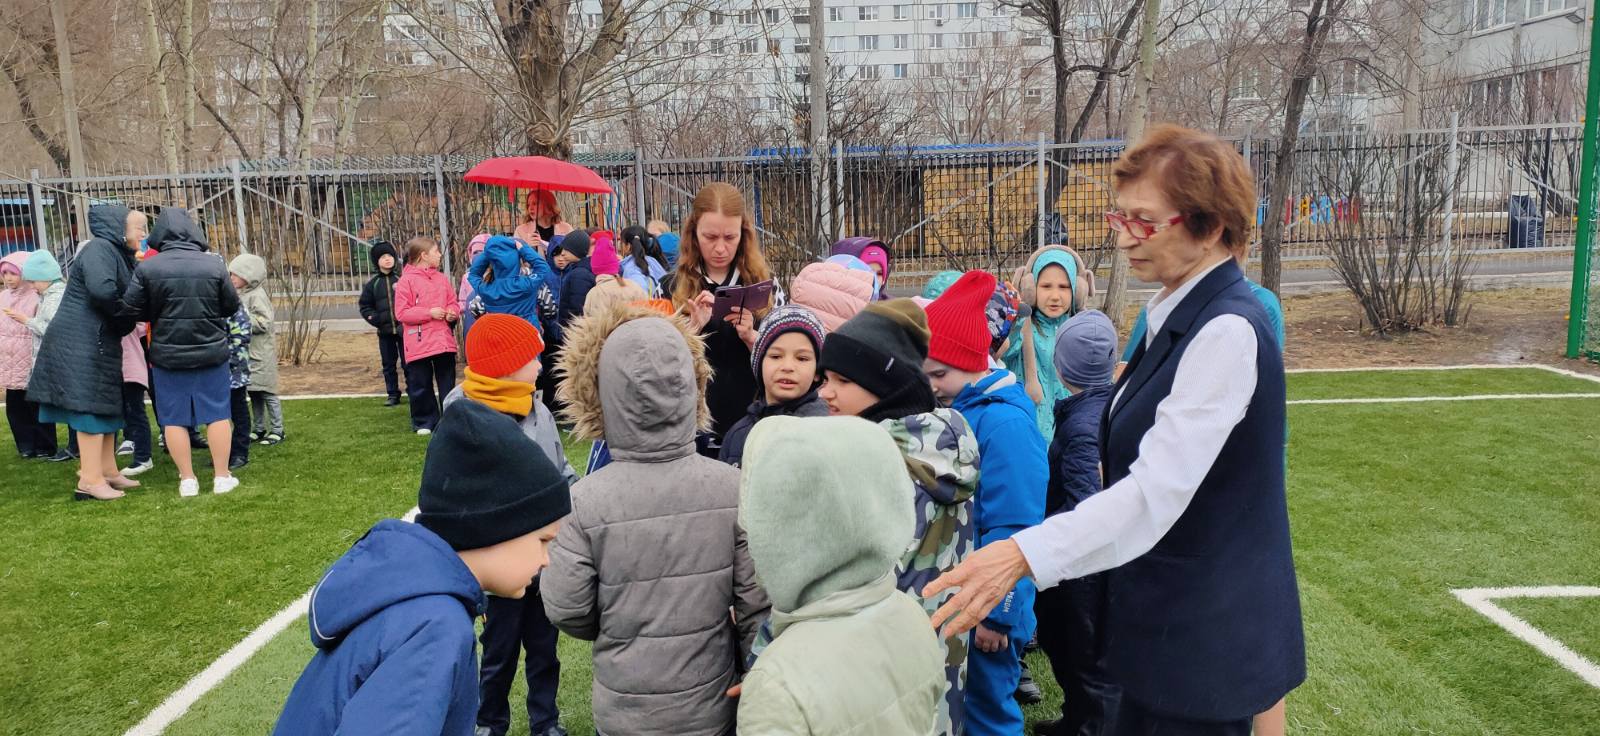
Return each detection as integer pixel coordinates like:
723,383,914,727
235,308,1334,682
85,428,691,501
1099,259,1305,720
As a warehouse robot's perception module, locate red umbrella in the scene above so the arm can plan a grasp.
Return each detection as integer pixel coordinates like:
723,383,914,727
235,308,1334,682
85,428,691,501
464,156,613,195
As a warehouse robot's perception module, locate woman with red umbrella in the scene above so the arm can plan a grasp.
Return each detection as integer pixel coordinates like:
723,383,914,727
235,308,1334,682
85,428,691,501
514,190,574,251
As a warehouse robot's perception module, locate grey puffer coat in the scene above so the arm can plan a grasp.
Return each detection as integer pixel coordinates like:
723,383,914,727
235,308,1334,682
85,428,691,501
542,302,770,736
26,205,137,417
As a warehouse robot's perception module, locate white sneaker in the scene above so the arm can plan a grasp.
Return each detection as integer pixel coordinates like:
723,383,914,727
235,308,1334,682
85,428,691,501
178,478,200,497
116,441,134,456
416,428,432,436
213,476,240,495
123,460,155,477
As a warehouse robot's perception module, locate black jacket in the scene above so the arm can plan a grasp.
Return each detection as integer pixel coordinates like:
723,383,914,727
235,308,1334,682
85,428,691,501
120,208,242,370
660,270,761,449
26,204,138,417
716,389,828,468
358,240,402,336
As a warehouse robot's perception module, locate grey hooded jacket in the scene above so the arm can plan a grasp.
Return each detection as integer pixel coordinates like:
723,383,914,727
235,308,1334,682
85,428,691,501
542,302,770,736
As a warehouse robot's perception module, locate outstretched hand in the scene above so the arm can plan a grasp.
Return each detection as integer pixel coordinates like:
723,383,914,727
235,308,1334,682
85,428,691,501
922,539,1032,639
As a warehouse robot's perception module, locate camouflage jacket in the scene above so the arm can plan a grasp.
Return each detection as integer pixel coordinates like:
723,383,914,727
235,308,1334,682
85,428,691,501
227,307,252,390
883,407,980,736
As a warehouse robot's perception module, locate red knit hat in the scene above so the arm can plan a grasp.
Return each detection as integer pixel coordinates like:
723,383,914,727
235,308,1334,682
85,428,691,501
466,314,545,379
924,270,997,372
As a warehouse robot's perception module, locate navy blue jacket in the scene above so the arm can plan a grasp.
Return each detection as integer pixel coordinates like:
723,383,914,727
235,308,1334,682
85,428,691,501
556,259,595,328
716,388,828,468
951,369,1047,635
1046,384,1114,515
274,520,486,736
1100,259,1305,721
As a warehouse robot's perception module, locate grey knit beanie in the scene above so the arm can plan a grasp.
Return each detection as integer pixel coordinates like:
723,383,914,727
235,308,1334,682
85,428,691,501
1053,310,1118,388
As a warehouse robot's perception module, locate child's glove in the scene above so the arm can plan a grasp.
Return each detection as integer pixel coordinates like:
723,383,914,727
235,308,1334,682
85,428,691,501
469,296,486,318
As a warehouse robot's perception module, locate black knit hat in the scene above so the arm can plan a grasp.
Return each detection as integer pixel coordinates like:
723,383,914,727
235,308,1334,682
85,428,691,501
415,400,572,551
820,299,937,422
369,239,399,269
553,230,592,260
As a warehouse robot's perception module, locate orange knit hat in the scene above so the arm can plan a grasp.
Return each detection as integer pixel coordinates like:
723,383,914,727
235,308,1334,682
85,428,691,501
466,314,544,378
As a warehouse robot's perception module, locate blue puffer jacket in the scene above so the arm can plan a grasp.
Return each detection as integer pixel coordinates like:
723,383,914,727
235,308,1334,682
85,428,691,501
468,235,555,329
950,370,1047,636
273,519,486,736
1047,384,1114,516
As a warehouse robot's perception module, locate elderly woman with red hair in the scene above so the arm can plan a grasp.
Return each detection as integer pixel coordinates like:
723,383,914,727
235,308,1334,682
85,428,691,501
926,125,1304,736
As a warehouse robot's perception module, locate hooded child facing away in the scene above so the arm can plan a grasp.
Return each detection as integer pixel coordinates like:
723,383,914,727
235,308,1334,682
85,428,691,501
228,253,283,444
816,298,981,736
469,235,556,329
543,302,770,736
737,415,946,735
273,399,571,736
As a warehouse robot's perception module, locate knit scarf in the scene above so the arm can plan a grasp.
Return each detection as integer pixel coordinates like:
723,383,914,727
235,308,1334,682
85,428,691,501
462,367,535,417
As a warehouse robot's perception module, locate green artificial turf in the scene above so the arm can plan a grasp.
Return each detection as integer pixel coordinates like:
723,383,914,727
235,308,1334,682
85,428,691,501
3,369,1598,735
1286,366,1600,400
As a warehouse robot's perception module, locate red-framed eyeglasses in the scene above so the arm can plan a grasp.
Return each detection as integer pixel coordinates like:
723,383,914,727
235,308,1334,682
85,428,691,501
1105,210,1185,241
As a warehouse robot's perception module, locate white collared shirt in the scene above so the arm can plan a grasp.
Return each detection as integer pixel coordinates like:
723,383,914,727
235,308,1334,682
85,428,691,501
1012,257,1260,588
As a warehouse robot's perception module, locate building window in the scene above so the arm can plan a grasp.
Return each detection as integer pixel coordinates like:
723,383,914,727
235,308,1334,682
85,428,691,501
795,66,809,82
894,63,908,79
739,9,758,24
860,65,882,80
1472,0,1518,30
1232,68,1262,100
959,32,980,47
710,12,724,25
859,35,879,50
829,7,843,22
893,33,909,49
926,4,945,19
828,36,845,51
955,61,978,78
1024,88,1043,104
927,33,944,48
859,5,879,21
927,62,943,77
1528,0,1579,16
894,4,909,20
739,38,759,54
795,10,810,23
1021,34,1043,46
957,2,977,18
766,8,781,23
795,39,811,53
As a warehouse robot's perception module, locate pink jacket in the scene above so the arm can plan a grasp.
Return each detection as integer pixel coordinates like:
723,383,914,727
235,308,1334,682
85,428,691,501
790,261,876,331
394,263,460,362
0,254,39,390
121,324,149,388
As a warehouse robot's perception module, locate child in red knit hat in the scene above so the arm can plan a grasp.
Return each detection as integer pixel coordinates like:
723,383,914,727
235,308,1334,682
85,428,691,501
921,270,1049,736
441,313,576,736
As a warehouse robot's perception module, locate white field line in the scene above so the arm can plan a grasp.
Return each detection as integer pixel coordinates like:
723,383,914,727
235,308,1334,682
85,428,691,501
1452,586,1600,690
124,507,421,736
1288,393,1600,405
1529,364,1600,385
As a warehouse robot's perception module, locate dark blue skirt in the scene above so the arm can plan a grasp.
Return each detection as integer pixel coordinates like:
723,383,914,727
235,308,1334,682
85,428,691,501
151,362,232,427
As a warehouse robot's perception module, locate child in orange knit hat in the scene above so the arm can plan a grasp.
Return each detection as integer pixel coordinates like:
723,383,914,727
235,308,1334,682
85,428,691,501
441,313,575,736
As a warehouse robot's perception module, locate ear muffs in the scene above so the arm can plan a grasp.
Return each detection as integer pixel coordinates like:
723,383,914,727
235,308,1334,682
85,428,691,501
1011,244,1092,406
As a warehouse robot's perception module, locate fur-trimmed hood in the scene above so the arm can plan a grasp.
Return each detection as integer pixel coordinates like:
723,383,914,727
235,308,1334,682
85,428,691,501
555,301,712,461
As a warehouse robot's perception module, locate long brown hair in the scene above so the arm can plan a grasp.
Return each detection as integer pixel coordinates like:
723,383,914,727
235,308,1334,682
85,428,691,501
670,182,771,311
522,190,563,226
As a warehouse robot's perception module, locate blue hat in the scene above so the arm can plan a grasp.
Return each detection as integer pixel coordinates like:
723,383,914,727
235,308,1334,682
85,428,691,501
22,249,62,282
1054,310,1118,388
657,232,680,258
922,270,962,299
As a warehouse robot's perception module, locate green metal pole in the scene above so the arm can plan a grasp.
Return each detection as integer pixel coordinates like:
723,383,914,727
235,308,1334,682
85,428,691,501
1566,3,1600,358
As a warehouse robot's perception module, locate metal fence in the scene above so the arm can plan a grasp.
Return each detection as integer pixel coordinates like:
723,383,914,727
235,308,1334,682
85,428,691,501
0,122,1580,297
